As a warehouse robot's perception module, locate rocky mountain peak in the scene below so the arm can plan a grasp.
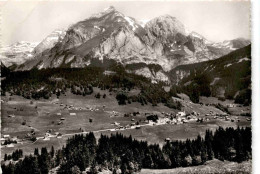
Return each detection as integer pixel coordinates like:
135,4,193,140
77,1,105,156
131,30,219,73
88,6,118,19
33,28,66,55
103,6,116,12
189,31,206,40
146,15,186,35
14,7,251,84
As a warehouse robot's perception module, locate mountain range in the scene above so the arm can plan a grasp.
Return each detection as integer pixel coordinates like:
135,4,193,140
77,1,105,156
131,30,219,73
0,6,250,83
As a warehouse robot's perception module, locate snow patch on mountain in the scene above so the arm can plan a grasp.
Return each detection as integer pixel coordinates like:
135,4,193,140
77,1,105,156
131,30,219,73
0,41,39,67
139,19,149,28
124,16,138,31
33,29,66,55
224,63,232,68
89,6,116,19
238,57,250,63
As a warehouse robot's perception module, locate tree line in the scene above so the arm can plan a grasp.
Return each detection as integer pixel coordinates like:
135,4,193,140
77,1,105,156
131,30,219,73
1,126,251,174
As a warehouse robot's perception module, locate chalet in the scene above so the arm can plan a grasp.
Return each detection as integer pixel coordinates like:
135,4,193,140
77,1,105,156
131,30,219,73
6,144,14,147
197,118,203,123
43,137,50,141
11,137,18,141
182,119,188,123
176,111,186,117
165,138,171,142
60,118,65,120
57,113,61,116
3,135,10,138
70,113,76,116
8,114,15,118
48,130,53,134
225,117,231,121
176,117,182,122
135,125,141,129
191,111,197,116
45,133,51,137
57,133,62,138
113,122,120,126
130,123,136,126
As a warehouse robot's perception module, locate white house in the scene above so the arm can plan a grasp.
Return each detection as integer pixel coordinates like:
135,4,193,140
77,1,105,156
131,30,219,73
176,111,186,117
70,113,76,116
3,135,10,138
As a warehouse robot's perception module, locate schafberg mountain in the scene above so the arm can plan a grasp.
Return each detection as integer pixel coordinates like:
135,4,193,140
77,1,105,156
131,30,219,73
16,6,250,82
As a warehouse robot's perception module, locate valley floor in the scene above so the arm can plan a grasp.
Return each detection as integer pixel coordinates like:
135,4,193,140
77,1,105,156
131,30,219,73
1,90,251,159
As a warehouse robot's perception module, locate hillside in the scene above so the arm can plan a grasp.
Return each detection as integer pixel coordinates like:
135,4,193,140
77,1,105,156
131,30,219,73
141,159,252,174
170,44,251,104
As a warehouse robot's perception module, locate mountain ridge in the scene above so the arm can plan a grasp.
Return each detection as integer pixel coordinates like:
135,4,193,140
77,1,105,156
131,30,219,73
1,6,250,83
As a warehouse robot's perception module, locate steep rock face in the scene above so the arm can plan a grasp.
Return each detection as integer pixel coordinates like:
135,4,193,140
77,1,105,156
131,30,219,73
144,15,187,46
127,67,169,83
0,41,39,67
57,6,145,51
173,69,191,84
33,29,66,55
17,6,251,83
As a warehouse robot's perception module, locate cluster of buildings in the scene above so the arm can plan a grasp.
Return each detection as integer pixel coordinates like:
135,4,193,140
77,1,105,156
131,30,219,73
43,129,62,141
1,135,20,147
148,111,198,125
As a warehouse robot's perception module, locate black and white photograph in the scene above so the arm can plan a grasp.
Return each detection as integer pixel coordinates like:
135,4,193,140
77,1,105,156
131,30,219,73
0,1,257,173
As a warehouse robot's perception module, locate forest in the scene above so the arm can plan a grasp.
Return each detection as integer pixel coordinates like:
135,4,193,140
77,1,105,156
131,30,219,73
1,65,182,110
1,126,251,174
1,45,251,107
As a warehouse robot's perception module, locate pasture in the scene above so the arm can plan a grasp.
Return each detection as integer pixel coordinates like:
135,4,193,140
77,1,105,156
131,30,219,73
1,90,251,159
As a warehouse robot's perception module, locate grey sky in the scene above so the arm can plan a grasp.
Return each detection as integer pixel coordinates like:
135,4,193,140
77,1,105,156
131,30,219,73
1,1,250,45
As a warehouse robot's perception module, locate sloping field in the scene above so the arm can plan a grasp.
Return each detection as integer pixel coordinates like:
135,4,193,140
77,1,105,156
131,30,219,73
140,159,252,174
